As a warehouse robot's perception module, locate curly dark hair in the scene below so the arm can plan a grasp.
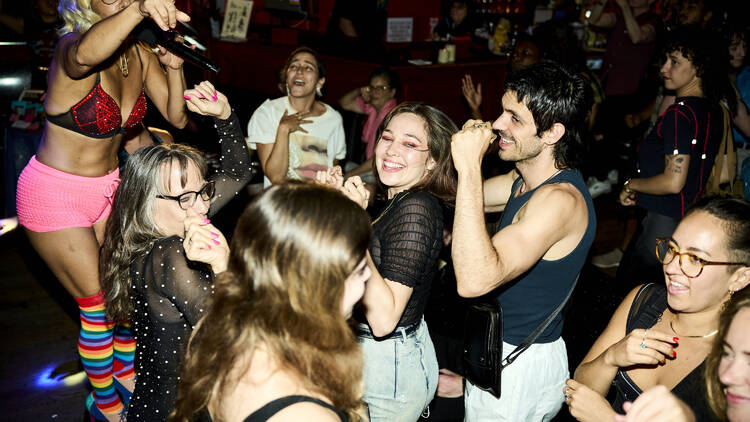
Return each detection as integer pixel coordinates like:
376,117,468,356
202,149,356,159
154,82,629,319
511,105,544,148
661,25,736,113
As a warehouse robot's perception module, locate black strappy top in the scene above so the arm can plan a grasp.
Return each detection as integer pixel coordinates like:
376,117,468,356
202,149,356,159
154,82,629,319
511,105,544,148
201,395,348,422
611,283,719,421
46,47,147,139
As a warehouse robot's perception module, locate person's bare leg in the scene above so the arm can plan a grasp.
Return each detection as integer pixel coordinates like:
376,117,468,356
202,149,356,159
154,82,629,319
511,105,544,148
26,227,123,421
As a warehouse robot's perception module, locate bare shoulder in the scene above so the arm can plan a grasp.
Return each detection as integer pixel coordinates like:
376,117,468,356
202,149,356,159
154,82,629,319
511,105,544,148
270,400,342,422
525,182,586,218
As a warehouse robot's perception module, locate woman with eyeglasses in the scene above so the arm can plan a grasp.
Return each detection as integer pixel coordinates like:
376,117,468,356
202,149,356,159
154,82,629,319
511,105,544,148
317,102,457,421
563,197,750,422
339,67,400,183
611,283,750,422
100,82,252,422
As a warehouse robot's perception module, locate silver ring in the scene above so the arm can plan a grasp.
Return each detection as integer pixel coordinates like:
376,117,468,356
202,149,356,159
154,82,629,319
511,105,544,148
473,122,485,128
640,340,647,349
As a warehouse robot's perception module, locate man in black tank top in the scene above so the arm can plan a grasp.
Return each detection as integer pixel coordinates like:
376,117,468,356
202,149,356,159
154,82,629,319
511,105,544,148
450,62,596,421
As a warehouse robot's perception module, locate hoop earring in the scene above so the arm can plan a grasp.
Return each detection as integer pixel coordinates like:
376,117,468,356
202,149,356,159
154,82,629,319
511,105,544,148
316,86,322,97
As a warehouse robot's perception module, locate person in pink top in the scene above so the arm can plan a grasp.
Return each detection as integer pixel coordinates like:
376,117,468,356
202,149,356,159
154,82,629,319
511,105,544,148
340,67,400,183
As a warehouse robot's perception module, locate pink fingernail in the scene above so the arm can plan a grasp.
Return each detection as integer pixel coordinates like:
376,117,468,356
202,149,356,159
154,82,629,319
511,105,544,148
210,232,219,238
202,218,210,223
212,95,218,102
212,239,220,245
207,245,212,250
183,95,191,100
199,93,206,99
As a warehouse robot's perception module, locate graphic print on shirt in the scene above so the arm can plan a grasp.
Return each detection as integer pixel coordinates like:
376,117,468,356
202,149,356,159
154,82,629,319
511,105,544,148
289,133,329,180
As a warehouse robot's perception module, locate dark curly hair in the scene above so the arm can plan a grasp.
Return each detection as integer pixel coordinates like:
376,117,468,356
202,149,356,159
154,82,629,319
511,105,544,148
661,25,736,113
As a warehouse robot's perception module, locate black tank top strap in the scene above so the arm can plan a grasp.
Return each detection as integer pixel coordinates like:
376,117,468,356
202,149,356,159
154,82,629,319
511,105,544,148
243,395,348,422
625,283,665,333
134,42,144,69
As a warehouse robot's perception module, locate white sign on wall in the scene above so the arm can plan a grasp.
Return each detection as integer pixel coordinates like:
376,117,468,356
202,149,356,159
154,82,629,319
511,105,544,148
386,17,413,43
221,0,254,40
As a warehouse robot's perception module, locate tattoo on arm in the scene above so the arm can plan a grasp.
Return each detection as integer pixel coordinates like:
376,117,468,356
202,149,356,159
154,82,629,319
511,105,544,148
668,155,683,174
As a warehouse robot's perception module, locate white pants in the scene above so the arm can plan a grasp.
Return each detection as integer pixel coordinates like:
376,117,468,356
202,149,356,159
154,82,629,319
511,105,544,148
464,337,568,422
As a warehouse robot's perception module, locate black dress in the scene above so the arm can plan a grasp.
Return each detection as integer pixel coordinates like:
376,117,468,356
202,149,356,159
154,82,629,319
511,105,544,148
611,283,720,421
127,113,252,421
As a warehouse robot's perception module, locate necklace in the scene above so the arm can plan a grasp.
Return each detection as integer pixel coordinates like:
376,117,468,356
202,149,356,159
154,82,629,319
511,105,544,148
119,53,129,77
519,169,563,195
669,316,718,339
372,191,408,226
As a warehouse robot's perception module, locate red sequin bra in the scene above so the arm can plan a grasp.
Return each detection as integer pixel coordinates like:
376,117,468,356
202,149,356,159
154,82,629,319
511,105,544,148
47,72,147,139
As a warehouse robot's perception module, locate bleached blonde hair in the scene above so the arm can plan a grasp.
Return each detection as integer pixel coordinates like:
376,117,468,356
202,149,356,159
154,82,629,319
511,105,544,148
58,0,101,34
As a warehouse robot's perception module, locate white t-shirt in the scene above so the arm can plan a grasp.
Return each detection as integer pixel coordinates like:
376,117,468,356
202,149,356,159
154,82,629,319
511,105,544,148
247,96,346,187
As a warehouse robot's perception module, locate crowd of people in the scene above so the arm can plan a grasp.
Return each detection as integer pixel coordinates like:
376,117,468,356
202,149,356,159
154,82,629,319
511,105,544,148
5,0,750,421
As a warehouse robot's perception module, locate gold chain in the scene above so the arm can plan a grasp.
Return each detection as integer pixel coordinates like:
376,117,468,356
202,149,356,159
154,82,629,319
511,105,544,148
669,315,718,339
372,192,409,226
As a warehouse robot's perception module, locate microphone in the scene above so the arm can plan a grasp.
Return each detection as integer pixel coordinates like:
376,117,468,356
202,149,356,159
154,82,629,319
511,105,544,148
132,20,220,73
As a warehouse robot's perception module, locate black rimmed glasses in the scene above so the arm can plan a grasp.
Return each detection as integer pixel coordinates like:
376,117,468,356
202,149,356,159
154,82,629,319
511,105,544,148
157,180,215,210
655,238,748,278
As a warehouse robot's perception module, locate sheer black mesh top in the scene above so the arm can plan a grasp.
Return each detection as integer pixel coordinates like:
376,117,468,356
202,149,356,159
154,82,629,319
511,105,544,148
127,113,252,422
368,190,445,329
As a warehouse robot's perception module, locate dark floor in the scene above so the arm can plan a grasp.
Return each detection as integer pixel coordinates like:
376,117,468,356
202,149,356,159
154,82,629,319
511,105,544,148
0,190,632,421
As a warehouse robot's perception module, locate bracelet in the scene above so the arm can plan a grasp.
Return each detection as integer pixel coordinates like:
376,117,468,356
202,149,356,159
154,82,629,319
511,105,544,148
623,178,634,194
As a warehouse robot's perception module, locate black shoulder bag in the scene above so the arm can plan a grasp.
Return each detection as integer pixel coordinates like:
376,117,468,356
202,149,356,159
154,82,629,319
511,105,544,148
462,275,579,398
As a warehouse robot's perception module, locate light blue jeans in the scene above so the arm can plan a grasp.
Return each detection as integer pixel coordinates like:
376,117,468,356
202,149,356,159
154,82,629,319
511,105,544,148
358,319,439,422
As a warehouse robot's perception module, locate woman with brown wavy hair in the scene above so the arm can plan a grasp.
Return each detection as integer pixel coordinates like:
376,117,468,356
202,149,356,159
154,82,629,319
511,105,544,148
172,182,373,422
317,102,457,421
706,286,750,422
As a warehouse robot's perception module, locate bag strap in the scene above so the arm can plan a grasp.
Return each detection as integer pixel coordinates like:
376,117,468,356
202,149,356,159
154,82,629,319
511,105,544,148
501,274,579,368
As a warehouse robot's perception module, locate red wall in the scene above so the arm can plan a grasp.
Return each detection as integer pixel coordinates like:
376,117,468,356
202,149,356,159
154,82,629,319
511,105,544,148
249,0,443,41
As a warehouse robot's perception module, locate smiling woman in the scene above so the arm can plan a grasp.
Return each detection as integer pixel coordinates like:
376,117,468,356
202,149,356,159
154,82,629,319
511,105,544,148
316,102,457,421
247,47,346,187
99,83,253,422
566,197,750,422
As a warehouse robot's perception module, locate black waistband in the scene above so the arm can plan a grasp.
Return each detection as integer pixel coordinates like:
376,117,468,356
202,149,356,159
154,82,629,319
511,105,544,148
356,321,420,340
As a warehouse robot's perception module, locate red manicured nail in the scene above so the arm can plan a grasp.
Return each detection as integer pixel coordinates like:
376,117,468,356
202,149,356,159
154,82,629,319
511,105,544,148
210,232,219,238
672,351,677,358
673,337,679,342
212,239,220,245
202,218,210,223
183,95,191,100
